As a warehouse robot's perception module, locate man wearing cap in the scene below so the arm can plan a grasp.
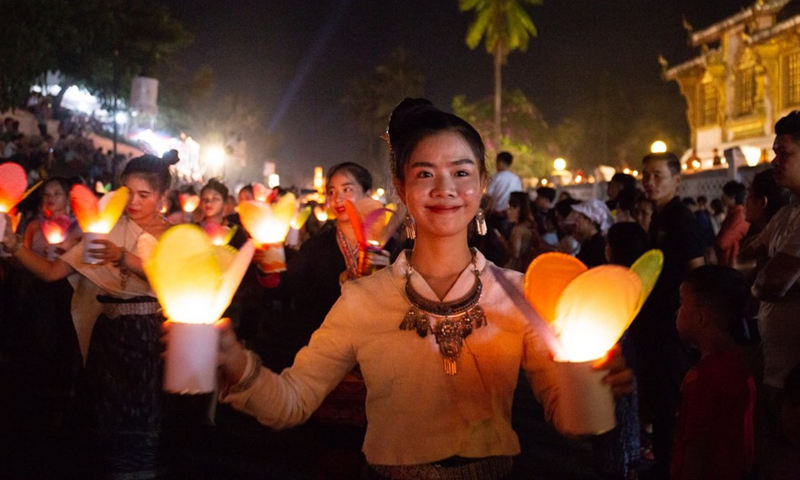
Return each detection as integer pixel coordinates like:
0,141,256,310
632,151,705,480
569,199,613,268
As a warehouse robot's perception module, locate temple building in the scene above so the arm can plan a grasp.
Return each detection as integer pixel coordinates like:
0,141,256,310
662,0,800,172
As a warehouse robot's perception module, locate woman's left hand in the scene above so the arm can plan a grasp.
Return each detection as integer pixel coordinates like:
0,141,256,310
593,344,634,396
88,239,124,265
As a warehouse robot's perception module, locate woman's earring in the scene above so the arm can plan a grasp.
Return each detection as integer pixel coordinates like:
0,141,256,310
404,213,416,240
475,209,487,236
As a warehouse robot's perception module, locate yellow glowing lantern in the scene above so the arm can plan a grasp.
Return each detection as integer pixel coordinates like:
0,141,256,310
313,166,324,193
345,198,395,276
523,250,664,434
145,224,255,393
251,182,269,202
71,184,130,264
313,205,329,222
238,193,297,272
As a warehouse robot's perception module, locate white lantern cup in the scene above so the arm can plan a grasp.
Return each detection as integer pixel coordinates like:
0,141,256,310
554,359,616,436
163,322,220,394
82,231,108,264
256,243,286,273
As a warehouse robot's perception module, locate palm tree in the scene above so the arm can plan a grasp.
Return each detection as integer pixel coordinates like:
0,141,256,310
460,0,541,154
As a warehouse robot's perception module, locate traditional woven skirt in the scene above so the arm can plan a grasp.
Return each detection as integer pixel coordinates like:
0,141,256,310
78,295,164,479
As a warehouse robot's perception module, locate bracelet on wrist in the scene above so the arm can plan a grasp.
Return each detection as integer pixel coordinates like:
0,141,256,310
227,350,262,395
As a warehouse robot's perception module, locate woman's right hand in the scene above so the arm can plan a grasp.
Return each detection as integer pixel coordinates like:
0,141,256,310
215,318,249,387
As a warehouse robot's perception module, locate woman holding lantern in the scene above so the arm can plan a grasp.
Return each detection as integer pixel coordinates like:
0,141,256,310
196,178,248,249
2,153,176,479
209,99,634,479
17,176,83,426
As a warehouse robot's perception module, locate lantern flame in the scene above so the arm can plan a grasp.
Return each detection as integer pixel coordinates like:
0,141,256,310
524,250,663,362
70,185,129,234
238,194,297,246
145,224,255,324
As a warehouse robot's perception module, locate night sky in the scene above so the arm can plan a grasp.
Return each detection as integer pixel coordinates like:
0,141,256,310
159,0,754,188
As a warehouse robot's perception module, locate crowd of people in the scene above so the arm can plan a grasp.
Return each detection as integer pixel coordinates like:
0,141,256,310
1,100,799,480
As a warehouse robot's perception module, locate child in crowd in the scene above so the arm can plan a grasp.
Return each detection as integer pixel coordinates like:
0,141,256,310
672,265,756,480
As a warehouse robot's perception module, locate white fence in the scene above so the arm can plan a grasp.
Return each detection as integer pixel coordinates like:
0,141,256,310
559,164,771,203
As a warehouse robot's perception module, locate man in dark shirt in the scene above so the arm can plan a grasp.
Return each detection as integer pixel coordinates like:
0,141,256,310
630,151,705,480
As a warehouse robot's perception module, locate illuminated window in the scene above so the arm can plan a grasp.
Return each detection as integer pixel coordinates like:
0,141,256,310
698,81,718,126
785,51,800,107
733,66,755,117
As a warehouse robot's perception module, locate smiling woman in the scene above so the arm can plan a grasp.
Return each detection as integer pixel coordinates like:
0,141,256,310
200,98,635,480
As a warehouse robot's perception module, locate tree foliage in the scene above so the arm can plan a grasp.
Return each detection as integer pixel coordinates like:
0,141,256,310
0,0,191,110
460,0,541,59
453,90,554,180
342,48,424,178
459,0,542,148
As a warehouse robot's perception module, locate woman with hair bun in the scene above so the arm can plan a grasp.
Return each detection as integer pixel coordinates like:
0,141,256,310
196,100,634,479
3,153,177,479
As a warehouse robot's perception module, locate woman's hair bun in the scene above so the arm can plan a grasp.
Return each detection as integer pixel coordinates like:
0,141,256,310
162,149,180,166
388,98,435,149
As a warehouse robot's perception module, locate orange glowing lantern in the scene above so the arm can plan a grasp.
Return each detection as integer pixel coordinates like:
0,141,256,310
523,250,664,434
42,216,71,260
180,193,200,213
145,224,255,393
238,193,297,272
71,184,129,264
344,198,394,276
0,163,28,236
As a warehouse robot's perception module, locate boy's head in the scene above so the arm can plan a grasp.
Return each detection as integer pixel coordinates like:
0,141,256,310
677,265,748,344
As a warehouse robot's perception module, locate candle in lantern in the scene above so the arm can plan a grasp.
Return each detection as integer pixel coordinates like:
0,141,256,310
523,250,663,435
70,184,130,264
238,193,297,272
145,224,255,393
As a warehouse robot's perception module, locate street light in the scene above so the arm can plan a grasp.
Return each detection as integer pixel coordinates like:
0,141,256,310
554,157,567,171
205,147,226,178
650,141,667,153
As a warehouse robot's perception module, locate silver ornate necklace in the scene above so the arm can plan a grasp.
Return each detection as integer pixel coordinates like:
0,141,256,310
399,250,487,375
